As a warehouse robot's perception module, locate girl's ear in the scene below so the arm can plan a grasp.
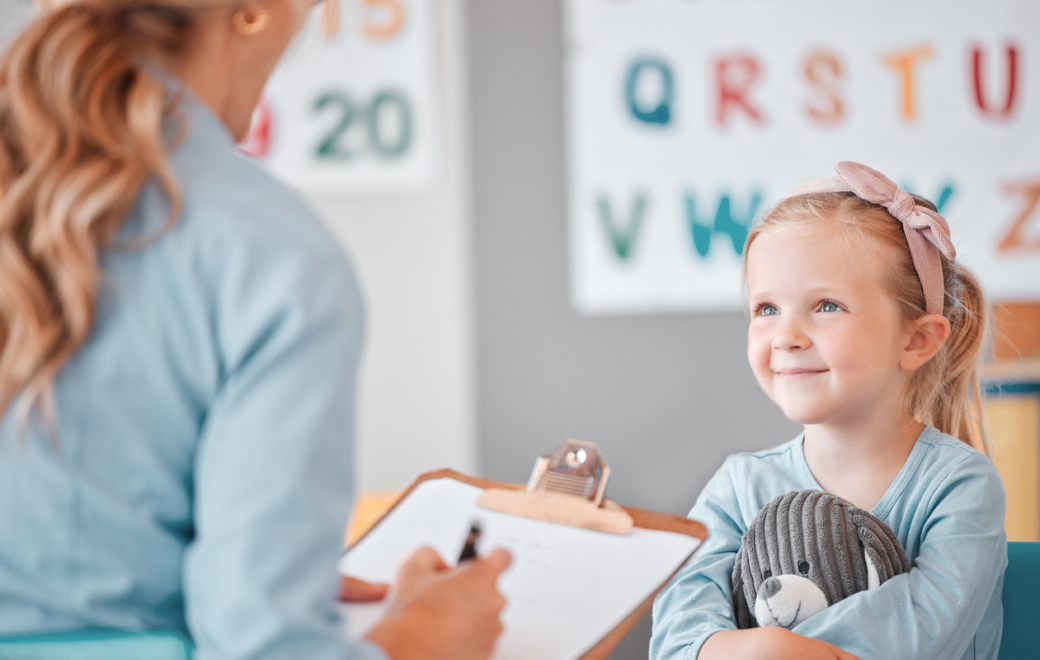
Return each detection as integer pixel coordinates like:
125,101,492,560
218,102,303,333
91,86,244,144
899,313,951,372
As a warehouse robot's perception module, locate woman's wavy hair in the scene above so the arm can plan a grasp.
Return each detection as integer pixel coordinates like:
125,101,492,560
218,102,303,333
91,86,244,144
0,0,341,432
0,1,194,430
744,192,993,457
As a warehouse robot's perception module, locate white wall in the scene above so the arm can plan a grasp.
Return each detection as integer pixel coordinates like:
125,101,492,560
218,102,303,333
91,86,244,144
0,0,31,48
310,0,477,491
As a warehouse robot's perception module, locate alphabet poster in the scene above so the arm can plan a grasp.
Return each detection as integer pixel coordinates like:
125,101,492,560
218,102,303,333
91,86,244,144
565,0,1040,314
245,0,438,195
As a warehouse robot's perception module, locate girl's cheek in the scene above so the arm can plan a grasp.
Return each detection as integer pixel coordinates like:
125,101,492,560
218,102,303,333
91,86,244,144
748,338,772,379
747,331,763,364
748,323,771,351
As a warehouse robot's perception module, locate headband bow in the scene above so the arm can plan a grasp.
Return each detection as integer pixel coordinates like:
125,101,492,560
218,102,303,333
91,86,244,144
787,161,956,316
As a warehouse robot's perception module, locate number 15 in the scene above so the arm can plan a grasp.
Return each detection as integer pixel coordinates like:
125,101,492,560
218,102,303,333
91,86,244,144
362,0,406,40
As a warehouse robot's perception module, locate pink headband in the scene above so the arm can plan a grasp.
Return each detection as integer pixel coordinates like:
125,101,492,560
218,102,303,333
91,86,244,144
786,161,956,316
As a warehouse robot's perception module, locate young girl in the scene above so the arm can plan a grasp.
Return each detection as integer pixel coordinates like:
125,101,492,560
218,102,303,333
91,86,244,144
650,162,1007,660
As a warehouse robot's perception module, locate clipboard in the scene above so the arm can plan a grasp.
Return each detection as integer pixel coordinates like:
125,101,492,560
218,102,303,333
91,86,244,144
345,468,707,660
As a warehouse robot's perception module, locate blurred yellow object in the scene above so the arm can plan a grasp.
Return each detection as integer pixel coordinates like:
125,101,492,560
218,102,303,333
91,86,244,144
989,395,1040,541
345,490,403,546
986,302,1040,542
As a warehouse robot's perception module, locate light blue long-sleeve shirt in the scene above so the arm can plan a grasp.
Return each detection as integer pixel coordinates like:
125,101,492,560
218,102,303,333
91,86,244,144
0,92,388,660
651,426,1007,660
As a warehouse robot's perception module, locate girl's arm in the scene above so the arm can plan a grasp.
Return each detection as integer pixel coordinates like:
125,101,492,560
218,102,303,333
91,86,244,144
651,456,748,659
788,452,1007,660
702,628,862,660
651,455,853,660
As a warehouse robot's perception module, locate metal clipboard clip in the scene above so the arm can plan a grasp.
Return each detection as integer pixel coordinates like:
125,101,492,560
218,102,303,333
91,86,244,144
477,439,634,535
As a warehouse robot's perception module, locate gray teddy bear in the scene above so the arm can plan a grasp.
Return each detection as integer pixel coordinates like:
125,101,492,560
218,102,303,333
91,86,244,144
732,490,910,629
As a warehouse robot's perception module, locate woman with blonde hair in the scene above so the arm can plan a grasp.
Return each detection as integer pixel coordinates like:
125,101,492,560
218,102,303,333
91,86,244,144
0,2,510,659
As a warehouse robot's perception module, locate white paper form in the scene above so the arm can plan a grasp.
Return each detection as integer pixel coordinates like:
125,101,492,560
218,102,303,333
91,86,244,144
337,478,701,660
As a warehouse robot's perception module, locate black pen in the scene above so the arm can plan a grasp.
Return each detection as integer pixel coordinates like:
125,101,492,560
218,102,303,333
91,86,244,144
457,519,482,564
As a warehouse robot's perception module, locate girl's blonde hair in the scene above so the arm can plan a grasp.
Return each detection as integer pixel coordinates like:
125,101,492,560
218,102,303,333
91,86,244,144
0,0,339,430
745,192,992,457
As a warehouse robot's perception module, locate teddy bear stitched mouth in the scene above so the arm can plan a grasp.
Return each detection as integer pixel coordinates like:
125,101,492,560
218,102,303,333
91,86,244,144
763,597,801,629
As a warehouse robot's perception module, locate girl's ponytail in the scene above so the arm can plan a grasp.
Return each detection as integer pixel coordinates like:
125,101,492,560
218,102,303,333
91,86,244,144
908,262,992,456
0,2,195,427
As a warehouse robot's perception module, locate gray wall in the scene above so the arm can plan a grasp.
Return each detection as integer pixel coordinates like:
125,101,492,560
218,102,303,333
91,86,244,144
465,1,801,656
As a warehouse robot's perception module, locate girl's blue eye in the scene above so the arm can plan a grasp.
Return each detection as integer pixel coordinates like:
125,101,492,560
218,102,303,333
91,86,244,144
758,304,779,317
821,301,841,313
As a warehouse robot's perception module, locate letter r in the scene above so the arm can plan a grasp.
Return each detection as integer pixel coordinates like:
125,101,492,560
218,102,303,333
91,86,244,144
714,53,766,128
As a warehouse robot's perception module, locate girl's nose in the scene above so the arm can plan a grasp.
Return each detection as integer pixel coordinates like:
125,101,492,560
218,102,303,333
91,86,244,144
771,317,811,351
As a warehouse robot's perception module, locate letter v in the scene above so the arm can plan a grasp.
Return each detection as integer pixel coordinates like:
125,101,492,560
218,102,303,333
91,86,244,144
597,193,648,261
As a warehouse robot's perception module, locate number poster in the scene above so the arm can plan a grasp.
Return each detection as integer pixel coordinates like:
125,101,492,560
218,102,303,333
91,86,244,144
0,0,436,196
242,0,437,195
565,0,1040,315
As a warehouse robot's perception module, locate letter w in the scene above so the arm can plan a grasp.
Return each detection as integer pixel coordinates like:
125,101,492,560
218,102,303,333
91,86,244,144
685,191,762,257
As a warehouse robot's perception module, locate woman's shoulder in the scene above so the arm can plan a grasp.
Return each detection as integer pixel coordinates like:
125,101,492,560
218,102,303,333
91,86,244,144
127,97,364,352
165,97,345,267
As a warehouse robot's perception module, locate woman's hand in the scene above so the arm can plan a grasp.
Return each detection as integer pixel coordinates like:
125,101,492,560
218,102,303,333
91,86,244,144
700,627,862,660
364,546,513,660
339,576,390,602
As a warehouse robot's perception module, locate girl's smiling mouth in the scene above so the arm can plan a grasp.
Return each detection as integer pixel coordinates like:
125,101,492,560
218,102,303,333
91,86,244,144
774,368,828,378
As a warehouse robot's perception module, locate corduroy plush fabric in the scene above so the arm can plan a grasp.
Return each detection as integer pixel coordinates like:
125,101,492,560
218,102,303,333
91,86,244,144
732,490,910,629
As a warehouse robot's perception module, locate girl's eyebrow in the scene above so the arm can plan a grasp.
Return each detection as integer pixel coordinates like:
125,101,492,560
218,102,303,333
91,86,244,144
746,290,852,308
803,287,851,298
749,286,846,297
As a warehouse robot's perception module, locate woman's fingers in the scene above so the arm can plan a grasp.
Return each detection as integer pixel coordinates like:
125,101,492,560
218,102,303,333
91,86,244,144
478,547,513,577
400,546,450,574
365,546,512,660
339,576,390,602
396,546,450,595
452,548,512,618
461,547,512,607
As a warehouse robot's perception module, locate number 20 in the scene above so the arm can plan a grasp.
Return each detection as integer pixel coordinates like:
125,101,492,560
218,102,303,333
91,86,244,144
313,90,413,161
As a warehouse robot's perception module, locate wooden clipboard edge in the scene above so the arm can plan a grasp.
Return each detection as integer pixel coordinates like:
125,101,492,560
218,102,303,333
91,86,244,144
345,468,708,660
346,469,522,550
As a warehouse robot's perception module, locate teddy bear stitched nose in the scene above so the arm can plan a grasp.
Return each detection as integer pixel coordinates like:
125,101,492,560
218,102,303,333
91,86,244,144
760,576,782,600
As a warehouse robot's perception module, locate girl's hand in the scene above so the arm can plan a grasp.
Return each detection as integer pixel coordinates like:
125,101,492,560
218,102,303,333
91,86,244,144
364,546,513,660
700,627,862,660
339,576,390,602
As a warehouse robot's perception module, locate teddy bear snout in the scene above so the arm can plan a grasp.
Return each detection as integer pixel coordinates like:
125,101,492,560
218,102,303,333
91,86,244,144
754,573,829,629
760,576,782,600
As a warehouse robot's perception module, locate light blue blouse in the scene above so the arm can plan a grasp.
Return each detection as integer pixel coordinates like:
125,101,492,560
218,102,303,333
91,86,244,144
651,426,1007,660
0,93,388,660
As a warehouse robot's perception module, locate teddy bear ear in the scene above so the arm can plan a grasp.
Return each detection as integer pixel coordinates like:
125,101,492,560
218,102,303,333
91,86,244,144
864,547,881,590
